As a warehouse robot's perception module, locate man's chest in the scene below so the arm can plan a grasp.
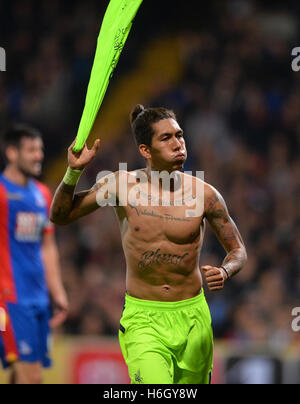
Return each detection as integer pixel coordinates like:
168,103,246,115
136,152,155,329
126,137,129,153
6,189,48,242
125,203,203,244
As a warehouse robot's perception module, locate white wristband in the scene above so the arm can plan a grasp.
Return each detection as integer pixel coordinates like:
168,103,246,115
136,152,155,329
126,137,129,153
63,167,83,186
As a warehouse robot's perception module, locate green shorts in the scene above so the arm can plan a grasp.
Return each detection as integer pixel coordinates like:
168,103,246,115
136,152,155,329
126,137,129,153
119,290,213,384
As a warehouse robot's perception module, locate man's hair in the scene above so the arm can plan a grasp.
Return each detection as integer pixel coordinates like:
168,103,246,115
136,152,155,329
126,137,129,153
130,104,177,147
2,124,42,149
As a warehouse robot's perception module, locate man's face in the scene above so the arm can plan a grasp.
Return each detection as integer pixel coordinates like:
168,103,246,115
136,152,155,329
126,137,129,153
146,118,187,171
7,136,44,177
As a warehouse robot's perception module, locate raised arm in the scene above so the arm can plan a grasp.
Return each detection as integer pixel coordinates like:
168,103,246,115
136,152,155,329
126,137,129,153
50,139,118,225
201,183,247,290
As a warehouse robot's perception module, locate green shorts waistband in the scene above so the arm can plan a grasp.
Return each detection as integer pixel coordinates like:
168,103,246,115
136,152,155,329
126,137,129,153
124,289,205,311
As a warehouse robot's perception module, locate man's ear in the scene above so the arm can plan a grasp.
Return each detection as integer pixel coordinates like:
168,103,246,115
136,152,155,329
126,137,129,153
139,144,151,160
5,145,19,164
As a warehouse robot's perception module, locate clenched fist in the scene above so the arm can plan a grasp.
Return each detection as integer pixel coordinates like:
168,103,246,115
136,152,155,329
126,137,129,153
201,266,228,291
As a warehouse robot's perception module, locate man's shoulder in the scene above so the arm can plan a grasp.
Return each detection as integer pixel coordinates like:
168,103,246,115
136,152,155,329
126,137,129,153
0,173,5,187
107,169,145,183
0,173,10,188
180,171,205,183
95,169,130,185
202,182,227,215
33,180,52,196
32,180,53,208
180,172,215,192
0,174,7,200
203,181,218,196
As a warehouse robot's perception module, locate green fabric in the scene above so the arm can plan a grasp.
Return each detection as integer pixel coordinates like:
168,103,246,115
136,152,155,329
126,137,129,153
73,0,143,152
119,291,214,384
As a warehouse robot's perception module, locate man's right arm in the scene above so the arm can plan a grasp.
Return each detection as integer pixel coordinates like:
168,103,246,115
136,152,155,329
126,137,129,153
50,138,102,226
50,181,100,225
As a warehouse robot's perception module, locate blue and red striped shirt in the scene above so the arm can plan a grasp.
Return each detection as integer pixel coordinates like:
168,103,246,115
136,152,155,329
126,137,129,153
0,174,54,306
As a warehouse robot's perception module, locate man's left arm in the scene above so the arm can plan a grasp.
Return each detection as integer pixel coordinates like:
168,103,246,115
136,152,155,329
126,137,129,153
42,232,68,327
202,184,247,291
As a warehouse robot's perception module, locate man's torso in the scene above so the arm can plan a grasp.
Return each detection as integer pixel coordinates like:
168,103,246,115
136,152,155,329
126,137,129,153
112,170,207,301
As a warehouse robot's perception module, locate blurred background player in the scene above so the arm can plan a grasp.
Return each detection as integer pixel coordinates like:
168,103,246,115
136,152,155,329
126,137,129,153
0,125,68,384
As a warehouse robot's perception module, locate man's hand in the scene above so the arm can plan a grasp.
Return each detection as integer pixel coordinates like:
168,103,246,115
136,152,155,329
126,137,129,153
201,265,228,291
49,290,69,328
68,139,100,170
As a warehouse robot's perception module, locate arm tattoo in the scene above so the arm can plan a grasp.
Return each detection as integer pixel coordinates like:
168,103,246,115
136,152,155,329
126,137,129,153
205,187,247,279
50,181,93,225
50,182,76,224
221,249,247,279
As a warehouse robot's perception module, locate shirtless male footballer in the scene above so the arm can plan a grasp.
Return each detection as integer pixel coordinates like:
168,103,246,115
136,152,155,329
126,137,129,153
50,105,247,384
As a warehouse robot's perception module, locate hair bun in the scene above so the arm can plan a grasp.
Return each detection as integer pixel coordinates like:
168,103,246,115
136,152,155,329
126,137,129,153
130,104,145,125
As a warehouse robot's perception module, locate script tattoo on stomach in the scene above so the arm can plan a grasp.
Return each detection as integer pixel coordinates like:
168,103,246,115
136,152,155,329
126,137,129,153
138,248,189,270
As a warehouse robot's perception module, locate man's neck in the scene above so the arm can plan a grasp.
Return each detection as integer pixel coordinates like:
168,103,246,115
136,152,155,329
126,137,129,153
3,165,29,186
144,165,181,193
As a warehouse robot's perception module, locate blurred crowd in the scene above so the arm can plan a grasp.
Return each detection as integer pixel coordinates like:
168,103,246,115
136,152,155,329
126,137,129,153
0,0,112,160
1,0,299,348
